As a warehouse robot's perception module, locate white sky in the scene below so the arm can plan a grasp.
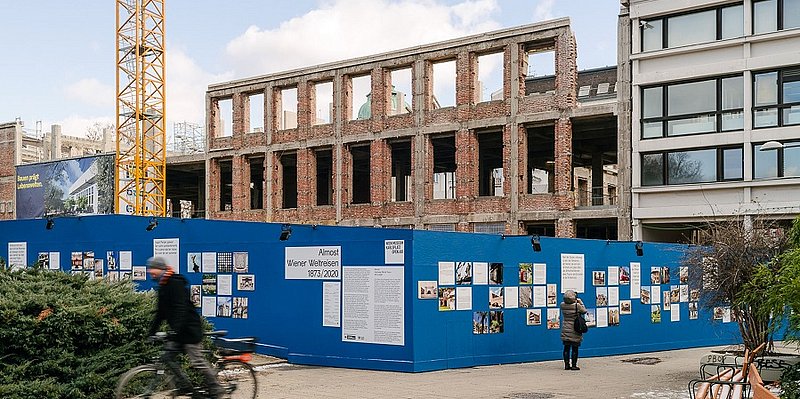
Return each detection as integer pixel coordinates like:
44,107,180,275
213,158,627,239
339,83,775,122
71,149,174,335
0,0,620,138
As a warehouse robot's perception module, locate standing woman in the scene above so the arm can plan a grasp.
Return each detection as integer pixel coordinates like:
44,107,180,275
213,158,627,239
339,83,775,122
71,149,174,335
560,289,587,370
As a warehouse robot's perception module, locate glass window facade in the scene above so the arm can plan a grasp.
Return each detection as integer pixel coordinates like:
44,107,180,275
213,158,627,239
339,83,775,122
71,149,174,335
754,141,800,179
641,4,743,52
642,147,743,186
753,67,800,128
754,0,798,33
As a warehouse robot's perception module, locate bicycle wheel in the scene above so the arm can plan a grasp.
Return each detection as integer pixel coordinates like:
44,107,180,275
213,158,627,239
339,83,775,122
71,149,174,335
115,364,177,399
217,360,258,399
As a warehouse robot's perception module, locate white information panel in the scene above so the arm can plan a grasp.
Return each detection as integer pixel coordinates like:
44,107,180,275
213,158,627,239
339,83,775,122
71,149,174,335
342,266,404,346
384,240,404,264
285,246,341,280
323,281,341,327
560,253,585,293
8,242,27,270
630,262,641,299
153,238,179,270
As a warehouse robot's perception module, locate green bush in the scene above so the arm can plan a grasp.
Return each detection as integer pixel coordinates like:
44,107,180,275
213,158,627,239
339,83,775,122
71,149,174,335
0,268,158,398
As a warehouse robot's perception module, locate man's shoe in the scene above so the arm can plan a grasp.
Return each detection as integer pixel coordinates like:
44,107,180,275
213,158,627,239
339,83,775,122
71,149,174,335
570,366,581,371
564,365,570,370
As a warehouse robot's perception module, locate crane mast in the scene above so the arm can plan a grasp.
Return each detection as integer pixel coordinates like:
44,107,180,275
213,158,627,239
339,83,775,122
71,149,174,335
115,0,167,216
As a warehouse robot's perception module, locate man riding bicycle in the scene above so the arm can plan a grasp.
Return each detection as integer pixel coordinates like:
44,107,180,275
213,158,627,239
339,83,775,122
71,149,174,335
147,256,224,398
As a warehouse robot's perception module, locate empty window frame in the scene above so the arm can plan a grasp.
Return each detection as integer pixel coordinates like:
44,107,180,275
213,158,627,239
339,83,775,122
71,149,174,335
523,45,555,95
477,52,504,103
753,66,800,128
248,157,264,209
390,141,412,202
642,75,744,139
754,0,800,34
249,93,264,133
431,135,456,199
218,159,232,211
216,98,233,137
280,153,297,209
473,221,506,234
315,148,333,206
527,126,555,194
314,81,333,125
641,146,743,186
350,144,371,204
389,67,413,115
478,131,504,197
641,3,744,52
754,141,800,178
278,87,298,130
351,74,372,120
432,60,456,109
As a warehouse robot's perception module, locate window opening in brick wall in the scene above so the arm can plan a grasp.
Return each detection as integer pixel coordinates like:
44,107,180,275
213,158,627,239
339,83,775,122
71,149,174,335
426,223,456,232
390,141,412,202
523,45,555,95
478,131,504,196
576,219,618,240
573,117,618,206
249,93,264,133
314,81,333,125
525,222,556,237
477,52,505,103
351,75,372,120
218,159,232,211
280,153,297,208
249,157,264,210
216,98,233,137
350,144,371,203
432,135,456,199
473,221,506,234
389,67,413,115
432,60,456,108
527,126,555,194
278,87,298,130
315,148,333,206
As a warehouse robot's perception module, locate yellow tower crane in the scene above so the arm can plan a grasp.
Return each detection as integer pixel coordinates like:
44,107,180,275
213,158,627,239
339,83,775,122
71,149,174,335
115,0,167,216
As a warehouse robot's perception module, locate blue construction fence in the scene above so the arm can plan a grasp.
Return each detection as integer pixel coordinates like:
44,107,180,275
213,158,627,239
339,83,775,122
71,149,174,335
0,215,741,372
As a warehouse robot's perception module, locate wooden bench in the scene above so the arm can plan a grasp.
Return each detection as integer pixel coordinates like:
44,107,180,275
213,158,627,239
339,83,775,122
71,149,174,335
689,343,766,399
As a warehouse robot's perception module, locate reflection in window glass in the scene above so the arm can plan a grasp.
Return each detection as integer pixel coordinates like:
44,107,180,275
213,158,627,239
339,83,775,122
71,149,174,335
643,122,662,138
668,80,716,116
642,19,663,51
755,108,779,127
668,115,717,136
723,111,745,131
667,149,716,184
754,144,779,178
754,72,778,106
784,79,800,103
667,11,716,47
754,0,778,34
785,106,800,125
722,148,743,180
722,76,744,110
721,5,744,39
787,0,800,29
642,154,663,186
643,87,663,118
785,143,800,177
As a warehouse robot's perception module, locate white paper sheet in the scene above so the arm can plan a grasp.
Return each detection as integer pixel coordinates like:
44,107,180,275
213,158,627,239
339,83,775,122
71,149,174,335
651,286,661,304
533,263,547,285
596,307,608,327
560,253,585,293
202,297,217,317
533,285,546,308
438,261,455,285
504,287,519,309
217,274,232,296
202,252,217,273
473,262,489,285
323,281,341,327
608,286,619,306
671,304,680,322
456,287,472,310
608,266,619,285
630,262,641,299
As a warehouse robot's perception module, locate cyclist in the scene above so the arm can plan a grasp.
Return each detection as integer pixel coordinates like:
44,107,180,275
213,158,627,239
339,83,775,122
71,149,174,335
147,256,224,398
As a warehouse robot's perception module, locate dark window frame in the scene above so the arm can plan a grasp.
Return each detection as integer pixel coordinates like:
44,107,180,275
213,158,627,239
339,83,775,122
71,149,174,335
753,140,800,178
641,74,744,139
641,145,744,186
752,65,800,129
641,3,744,52
753,0,793,32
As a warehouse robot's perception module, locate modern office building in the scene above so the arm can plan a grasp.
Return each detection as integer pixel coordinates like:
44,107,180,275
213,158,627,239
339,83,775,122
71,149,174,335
202,19,625,238
619,0,800,241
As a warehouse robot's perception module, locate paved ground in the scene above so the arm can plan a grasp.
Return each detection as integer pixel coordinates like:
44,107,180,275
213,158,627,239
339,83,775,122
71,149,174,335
245,343,793,399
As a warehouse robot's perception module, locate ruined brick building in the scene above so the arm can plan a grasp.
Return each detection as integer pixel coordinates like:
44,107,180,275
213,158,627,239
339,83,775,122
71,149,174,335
199,18,625,239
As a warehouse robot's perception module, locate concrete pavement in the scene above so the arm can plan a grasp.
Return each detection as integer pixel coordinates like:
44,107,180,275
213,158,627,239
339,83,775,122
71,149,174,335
246,343,789,398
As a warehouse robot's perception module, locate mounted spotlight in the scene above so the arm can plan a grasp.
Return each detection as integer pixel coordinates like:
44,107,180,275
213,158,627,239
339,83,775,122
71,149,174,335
531,235,541,252
635,241,644,257
45,216,54,230
279,224,292,241
146,217,158,231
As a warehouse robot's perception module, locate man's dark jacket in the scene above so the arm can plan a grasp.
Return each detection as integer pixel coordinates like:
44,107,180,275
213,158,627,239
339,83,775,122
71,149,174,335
150,273,203,344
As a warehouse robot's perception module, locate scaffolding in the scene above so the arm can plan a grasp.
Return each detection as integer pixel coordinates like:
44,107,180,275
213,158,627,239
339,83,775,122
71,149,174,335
115,0,167,216
169,121,205,154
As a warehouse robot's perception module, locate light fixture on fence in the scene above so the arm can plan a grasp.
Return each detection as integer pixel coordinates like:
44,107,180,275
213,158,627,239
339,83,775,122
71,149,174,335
145,217,158,231
45,216,54,230
279,224,292,241
531,235,542,252
635,241,644,257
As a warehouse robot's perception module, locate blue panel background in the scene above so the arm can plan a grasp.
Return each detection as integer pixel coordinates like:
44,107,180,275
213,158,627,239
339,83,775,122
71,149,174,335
1,216,742,372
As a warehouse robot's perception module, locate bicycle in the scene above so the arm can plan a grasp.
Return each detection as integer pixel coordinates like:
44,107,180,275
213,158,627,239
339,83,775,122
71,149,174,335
115,330,258,399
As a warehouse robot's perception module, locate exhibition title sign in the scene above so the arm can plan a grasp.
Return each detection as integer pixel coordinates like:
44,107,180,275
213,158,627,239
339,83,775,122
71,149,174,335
285,246,342,279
